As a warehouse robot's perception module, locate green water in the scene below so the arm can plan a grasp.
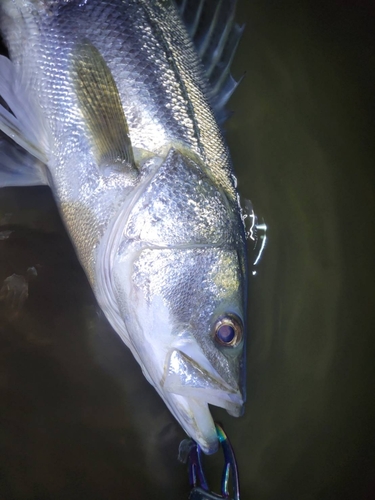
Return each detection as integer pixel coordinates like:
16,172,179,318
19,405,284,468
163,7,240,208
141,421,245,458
0,1,374,499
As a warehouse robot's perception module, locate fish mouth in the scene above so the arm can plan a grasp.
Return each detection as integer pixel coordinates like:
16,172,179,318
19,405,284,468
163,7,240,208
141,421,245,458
160,347,244,453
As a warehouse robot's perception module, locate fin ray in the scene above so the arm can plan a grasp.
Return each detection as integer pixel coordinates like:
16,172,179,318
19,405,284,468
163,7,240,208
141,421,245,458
0,132,49,188
175,0,244,120
197,0,224,60
188,0,205,39
0,56,49,163
72,41,137,175
0,104,47,163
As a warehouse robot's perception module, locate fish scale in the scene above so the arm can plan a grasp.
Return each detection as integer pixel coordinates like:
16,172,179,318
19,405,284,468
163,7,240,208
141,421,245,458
13,0,233,281
0,0,249,455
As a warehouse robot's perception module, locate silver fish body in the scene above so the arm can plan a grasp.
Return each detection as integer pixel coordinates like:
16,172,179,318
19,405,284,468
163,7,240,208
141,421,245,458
0,0,248,453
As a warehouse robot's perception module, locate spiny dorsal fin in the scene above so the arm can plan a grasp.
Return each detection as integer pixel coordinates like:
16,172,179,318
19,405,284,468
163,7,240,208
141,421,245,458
72,41,137,175
175,0,244,124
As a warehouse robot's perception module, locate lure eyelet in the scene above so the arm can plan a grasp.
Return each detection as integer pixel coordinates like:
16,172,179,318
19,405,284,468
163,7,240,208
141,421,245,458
213,314,243,347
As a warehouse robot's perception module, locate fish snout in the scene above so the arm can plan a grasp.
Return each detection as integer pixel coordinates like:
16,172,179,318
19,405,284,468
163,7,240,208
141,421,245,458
162,348,244,417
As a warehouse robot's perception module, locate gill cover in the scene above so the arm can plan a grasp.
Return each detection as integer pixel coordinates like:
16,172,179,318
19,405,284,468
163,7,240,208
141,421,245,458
99,148,247,453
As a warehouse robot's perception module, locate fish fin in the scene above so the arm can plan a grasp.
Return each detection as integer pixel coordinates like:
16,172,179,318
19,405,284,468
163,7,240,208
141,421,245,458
0,132,49,187
175,0,244,122
72,41,137,176
0,56,49,163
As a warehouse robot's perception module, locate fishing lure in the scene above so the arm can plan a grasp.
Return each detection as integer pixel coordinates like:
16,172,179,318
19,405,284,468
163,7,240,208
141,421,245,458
180,423,240,500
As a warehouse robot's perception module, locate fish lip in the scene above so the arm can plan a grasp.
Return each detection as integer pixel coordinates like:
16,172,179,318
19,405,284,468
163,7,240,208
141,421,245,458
163,393,219,454
153,346,244,453
161,348,244,417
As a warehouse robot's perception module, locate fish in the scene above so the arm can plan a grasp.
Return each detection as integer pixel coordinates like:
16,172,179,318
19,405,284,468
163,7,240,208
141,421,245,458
0,0,249,454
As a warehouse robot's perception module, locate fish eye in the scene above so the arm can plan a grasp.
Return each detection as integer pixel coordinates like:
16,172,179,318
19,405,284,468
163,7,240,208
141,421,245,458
213,314,243,347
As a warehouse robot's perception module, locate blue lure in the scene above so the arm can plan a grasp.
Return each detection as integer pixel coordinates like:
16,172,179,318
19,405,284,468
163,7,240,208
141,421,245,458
179,423,240,500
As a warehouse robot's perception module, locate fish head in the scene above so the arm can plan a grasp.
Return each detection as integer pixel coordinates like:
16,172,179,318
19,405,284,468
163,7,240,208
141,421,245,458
105,149,248,453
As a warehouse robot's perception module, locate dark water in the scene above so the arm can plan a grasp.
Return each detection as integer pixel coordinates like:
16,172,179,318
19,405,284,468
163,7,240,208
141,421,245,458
1,1,375,499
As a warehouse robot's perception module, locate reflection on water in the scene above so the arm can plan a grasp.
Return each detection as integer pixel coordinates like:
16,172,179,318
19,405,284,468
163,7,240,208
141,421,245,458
1,1,374,499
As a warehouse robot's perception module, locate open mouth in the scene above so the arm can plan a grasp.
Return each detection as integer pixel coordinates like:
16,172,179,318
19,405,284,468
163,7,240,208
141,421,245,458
163,348,244,415
160,348,244,454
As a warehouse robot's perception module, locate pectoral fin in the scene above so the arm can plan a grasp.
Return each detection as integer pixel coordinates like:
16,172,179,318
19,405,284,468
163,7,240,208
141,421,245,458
0,132,49,187
0,56,48,165
0,56,49,187
72,41,137,176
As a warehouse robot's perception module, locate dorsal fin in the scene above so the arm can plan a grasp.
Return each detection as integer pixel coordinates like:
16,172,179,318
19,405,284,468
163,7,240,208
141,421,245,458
175,0,244,123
